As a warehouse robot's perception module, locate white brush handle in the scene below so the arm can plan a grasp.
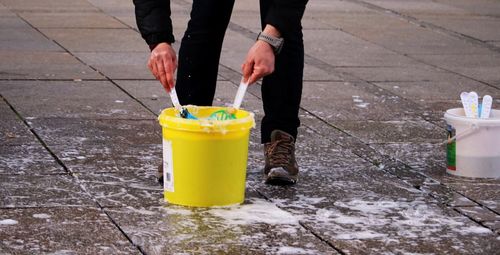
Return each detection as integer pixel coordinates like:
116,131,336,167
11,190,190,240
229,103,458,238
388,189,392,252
232,81,249,110
480,95,493,119
460,92,472,117
469,91,479,118
169,87,182,111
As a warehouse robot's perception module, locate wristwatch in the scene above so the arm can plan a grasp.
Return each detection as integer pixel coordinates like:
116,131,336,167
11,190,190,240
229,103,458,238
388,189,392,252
257,32,284,55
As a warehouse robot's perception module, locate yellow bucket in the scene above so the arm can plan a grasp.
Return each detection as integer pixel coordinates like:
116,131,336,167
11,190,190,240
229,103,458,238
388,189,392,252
158,106,255,207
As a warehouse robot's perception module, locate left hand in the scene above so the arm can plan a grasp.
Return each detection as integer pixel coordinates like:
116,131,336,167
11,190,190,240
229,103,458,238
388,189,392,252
242,40,275,85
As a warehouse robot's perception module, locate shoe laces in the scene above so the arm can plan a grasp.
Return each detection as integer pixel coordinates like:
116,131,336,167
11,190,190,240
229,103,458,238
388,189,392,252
266,139,294,167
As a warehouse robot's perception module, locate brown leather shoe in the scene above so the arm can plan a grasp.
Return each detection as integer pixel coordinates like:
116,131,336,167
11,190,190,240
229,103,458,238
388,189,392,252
264,130,299,185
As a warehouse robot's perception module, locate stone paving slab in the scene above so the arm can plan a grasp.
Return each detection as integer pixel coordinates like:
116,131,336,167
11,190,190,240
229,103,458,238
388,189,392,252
304,29,418,67
420,100,462,123
52,144,161,174
328,234,499,255
296,109,488,207
231,14,332,31
455,206,500,223
19,12,127,29
0,80,155,119
484,221,500,235
39,28,147,53
373,80,500,102
412,14,500,42
251,160,499,254
411,54,500,82
422,0,500,16
0,4,15,16
219,30,256,73
0,119,38,146
335,64,466,83
363,0,470,15
30,118,161,146
420,182,478,207
0,51,103,80
0,16,31,28
301,81,425,122
446,182,500,214
298,112,415,168
73,52,153,80
0,28,62,51
0,174,94,208
335,120,446,143
306,0,374,14
0,0,100,13
0,207,139,254
77,170,162,208
326,12,492,55
0,144,64,175
85,0,135,13
105,190,339,255
66,0,140,31
0,100,16,119
370,142,445,170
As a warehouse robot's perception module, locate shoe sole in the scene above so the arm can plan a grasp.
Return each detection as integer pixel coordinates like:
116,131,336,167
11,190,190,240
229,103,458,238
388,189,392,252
265,175,297,186
265,168,298,185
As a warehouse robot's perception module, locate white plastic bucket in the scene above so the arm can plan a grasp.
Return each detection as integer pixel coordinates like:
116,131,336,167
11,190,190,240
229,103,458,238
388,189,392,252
444,108,500,178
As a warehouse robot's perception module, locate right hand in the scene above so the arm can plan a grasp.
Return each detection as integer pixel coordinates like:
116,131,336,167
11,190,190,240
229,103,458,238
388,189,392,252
148,42,177,93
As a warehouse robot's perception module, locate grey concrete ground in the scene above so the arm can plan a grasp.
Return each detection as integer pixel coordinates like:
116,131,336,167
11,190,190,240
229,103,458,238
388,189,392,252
1,0,500,254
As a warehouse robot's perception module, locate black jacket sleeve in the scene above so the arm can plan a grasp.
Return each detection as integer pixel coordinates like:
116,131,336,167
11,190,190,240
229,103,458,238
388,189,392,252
264,0,308,37
133,0,175,46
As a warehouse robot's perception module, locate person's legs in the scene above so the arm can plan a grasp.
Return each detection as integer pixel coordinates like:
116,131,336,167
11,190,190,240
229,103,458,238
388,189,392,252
176,0,235,106
259,0,305,185
259,2,305,143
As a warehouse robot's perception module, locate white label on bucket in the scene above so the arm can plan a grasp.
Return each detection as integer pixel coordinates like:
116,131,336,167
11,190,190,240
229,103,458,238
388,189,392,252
163,139,174,192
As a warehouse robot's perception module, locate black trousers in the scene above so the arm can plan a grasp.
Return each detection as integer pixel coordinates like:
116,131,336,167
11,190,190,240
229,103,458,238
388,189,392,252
176,0,304,143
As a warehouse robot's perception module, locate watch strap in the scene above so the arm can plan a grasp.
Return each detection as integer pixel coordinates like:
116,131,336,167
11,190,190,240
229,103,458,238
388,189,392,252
257,32,284,55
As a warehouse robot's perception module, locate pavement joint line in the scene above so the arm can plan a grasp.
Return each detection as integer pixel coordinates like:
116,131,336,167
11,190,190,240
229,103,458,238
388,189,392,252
72,173,148,255
0,78,108,81
0,205,99,210
402,57,500,90
0,94,74,177
18,116,158,122
450,189,500,218
38,27,132,30
438,195,500,234
7,9,100,14
344,0,500,54
298,222,346,255
84,1,142,34
253,188,346,254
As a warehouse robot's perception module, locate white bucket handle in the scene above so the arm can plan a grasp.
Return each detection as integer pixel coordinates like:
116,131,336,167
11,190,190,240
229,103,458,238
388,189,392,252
443,123,479,145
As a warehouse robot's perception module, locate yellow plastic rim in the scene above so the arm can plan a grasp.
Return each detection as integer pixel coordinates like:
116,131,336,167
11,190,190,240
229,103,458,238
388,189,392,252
158,106,255,133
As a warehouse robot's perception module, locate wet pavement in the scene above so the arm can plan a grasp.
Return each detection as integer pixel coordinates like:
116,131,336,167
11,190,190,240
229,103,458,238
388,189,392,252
1,0,500,254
